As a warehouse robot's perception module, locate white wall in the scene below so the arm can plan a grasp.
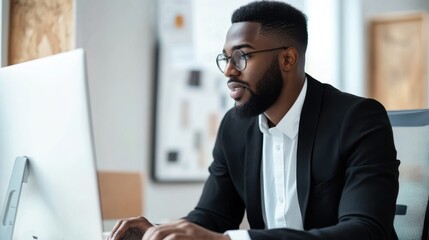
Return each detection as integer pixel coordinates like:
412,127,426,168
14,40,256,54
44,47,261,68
74,0,155,228
75,0,153,172
305,0,340,87
341,0,365,96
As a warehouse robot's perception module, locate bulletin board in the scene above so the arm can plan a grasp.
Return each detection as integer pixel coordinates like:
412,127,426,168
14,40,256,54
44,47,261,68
151,0,245,182
368,12,428,110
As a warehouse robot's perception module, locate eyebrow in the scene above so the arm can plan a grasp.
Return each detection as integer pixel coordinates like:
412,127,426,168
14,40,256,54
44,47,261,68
222,43,255,54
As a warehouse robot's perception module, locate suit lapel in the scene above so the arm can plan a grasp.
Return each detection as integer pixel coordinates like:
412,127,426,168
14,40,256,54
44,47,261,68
244,118,265,229
297,75,323,226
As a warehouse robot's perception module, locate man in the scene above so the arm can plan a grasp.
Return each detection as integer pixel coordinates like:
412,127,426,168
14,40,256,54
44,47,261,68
109,1,399,239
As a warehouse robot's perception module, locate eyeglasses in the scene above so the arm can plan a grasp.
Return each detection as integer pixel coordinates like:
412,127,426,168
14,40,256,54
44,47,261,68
216,46,288,73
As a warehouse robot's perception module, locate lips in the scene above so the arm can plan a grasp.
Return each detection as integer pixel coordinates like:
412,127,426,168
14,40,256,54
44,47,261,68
227,81,247,100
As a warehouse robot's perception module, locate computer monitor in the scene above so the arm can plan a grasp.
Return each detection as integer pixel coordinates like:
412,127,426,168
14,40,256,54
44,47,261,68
0,49,104,239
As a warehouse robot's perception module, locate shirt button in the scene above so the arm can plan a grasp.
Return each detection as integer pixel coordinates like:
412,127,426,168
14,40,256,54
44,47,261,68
276,145,280,151
278,197,284,203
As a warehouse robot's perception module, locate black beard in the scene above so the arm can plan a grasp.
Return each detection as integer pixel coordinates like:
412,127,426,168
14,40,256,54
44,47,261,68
233,59,283,119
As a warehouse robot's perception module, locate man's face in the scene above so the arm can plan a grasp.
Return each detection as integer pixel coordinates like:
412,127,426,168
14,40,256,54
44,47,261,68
222,22,284,118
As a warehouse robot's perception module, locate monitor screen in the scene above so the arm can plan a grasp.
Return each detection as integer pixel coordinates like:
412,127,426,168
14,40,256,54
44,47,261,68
0,49,104,240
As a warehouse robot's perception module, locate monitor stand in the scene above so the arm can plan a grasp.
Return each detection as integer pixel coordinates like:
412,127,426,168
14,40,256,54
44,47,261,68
0,156,29,240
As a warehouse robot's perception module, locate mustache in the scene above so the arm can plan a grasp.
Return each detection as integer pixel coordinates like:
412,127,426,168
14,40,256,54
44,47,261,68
227,78,256,95
227,78,249,87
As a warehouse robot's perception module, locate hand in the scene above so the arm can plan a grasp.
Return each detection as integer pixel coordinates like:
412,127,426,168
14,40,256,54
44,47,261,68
142,219,230,240
108,216,154,240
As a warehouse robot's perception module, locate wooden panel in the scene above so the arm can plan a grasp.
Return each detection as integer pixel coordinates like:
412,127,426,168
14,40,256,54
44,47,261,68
97,171,143,220
369,13,428,110
8,0,74,65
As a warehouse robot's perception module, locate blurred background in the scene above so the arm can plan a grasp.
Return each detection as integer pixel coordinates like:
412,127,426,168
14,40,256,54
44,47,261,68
1,0,428,231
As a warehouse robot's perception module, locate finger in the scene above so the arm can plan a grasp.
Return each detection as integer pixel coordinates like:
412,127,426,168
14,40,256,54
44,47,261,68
176,220,200,235
110,220,131,240
109,216,154,240
170,221,224,240
143,225,186,240
108,219,125,240
163,232,214,240
163,233,189,240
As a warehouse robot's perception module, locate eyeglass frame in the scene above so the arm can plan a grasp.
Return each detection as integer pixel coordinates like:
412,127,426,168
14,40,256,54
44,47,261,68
216,46,289,73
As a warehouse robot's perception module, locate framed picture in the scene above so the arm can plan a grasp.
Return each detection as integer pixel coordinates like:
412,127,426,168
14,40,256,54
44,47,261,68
368,12,428,110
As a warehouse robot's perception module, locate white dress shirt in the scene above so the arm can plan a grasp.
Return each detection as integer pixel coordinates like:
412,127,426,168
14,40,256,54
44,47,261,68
226,79,307,240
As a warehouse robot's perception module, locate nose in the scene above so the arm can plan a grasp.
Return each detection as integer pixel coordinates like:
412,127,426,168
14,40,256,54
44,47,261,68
223,60,240,78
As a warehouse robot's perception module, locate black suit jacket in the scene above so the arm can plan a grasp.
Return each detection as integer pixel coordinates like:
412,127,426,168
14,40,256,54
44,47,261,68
185,75,399,240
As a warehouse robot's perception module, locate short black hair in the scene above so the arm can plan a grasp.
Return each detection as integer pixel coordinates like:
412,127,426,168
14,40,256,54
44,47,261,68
231,1,308,53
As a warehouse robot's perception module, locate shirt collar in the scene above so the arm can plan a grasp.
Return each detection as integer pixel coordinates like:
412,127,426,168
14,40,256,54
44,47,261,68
258,78,307,139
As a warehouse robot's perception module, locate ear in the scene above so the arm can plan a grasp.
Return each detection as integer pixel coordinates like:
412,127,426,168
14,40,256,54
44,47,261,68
280,47,299,71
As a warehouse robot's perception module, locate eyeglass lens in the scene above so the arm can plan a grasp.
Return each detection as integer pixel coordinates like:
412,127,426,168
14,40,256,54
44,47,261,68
216,50,246,73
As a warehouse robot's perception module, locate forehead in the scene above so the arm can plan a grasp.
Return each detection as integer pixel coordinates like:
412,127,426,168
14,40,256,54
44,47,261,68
223,22,269,51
